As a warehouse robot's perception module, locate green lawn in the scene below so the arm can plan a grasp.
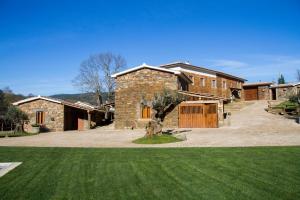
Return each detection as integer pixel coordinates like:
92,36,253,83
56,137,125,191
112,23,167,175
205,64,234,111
133,134,182,144
0,147,299,200
0,131,37,138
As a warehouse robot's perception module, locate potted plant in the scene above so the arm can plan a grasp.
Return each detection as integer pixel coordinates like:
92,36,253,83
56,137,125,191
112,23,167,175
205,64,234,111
31,124,40,134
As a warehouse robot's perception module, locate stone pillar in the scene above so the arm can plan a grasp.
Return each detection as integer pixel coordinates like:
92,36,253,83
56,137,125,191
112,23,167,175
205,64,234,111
87,111,91,129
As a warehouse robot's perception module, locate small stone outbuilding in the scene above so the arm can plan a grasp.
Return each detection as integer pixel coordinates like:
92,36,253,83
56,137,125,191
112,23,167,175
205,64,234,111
243,82,273,101
270,83,300,100
13,96,106,132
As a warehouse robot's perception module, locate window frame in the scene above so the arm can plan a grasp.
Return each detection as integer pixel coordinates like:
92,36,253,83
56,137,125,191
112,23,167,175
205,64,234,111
36,111,45,125
211,80,217,88
223,80,227,89
141,105,151,119
200,78,206,87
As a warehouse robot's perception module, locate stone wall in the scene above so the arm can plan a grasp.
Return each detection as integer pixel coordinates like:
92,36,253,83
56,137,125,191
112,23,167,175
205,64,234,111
276,86,298,100
18,99,64,132
182,71,243,99
258,86,270,100
114,68,179,129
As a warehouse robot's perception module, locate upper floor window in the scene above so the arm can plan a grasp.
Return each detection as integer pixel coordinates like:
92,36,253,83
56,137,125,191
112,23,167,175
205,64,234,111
211,80,217,88
36,111,45,125
239,82,242,88
188,75,194,85
200,78,205,87
222,80,227,89
141,105,151,119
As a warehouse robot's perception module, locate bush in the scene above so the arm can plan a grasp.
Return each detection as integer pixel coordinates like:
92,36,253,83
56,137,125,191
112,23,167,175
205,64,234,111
5,106,28,132
289,94,300,104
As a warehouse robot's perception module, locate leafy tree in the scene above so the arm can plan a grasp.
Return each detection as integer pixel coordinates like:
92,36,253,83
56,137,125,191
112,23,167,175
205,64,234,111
5,106,28,132
278,74,285,84
73,52,126,106
143,90,186,137
0,90,8,117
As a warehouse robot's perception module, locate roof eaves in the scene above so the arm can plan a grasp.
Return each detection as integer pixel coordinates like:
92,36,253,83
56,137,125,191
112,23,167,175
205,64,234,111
12,95,62,106
161,62,247,82
111,63,180,78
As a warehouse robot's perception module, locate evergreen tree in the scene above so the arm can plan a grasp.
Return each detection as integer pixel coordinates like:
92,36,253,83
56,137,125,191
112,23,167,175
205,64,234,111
278,74,285,84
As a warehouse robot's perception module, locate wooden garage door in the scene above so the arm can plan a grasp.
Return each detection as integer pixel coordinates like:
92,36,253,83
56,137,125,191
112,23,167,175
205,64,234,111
179,103,218,128
244,87,258,101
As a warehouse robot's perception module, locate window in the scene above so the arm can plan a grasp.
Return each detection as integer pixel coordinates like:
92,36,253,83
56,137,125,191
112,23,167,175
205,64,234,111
188,75,194,85
211,80,217,88
200,78,205,87
36,111,45,124
223,80,227,89
141,106,151,119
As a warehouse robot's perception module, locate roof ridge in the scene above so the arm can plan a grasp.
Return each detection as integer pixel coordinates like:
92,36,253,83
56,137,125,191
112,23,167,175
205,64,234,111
160,62,247,81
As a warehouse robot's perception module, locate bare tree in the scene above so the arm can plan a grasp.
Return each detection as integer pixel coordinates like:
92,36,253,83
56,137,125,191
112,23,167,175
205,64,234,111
73,55,103,106
73,53,126,106
297,69,300,82
97,53,126,102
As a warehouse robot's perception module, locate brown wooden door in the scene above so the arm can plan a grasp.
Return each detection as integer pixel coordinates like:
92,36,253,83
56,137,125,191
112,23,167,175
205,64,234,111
244,87,258,100
204,104,218,128
179,103,218,128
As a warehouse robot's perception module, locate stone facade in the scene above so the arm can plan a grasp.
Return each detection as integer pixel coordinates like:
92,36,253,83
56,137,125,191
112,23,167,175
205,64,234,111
258,86,271,100
114,68,182,129
114,64,245,129
183,72,243,99
18,99,64,132
275,86,300,100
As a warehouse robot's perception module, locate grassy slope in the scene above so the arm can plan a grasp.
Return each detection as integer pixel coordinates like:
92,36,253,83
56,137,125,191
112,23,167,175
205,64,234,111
133,134,182,144
0,147,299,200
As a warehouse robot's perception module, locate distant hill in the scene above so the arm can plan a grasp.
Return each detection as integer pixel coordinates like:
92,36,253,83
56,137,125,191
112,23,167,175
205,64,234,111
4,92,26,104
50,92,110,105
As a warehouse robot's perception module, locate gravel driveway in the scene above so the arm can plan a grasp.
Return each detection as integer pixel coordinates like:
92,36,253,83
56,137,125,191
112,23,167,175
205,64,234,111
0,101,299,148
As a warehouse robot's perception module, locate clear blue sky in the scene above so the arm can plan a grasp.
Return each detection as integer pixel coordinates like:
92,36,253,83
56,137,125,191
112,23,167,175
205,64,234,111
1,0,300,96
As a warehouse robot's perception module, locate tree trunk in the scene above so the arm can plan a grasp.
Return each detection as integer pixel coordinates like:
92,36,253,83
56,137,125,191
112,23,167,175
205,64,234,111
95,90,103,106
145,119,163,137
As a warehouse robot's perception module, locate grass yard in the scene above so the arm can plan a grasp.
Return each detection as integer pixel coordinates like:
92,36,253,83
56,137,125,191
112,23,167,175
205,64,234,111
0,131,37,138
0,147,299,200
133,134,182,144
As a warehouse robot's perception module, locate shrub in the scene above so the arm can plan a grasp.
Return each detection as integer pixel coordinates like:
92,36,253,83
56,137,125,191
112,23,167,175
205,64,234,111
5,106,28,132
289,94,300,104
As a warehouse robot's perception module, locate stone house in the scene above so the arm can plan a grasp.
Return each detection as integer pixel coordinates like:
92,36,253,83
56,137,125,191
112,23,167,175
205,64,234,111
112,62,246,129
161,62,246,100
270,83,300,100
243,82,273,101
13,96,106,132
243,82,300,101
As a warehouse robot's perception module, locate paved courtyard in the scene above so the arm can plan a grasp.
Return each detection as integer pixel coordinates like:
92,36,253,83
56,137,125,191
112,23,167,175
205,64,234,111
0,101,299,148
